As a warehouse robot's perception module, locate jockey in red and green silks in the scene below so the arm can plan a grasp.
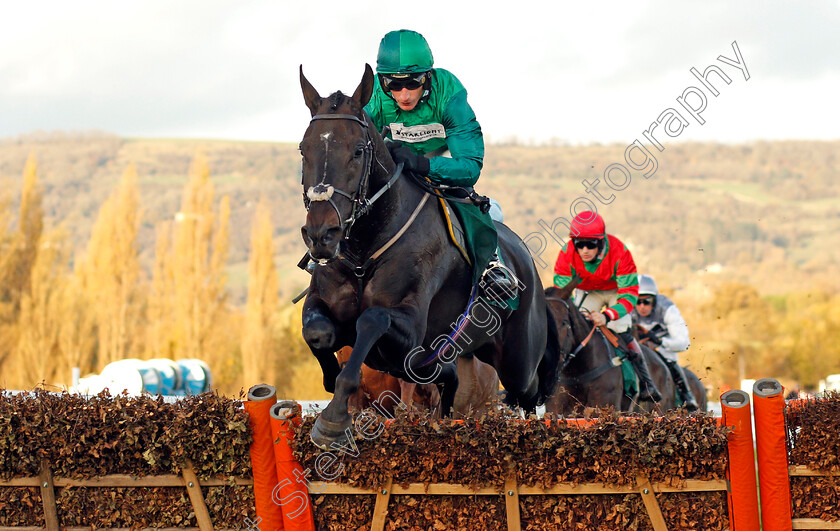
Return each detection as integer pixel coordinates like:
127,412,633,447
364,29,514,293
553,219,639,326
553,212,662,403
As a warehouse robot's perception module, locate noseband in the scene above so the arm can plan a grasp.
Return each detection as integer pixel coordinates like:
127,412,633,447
303,113,403,242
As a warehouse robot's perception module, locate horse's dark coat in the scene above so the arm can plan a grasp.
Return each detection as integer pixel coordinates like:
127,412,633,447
299,65,560,448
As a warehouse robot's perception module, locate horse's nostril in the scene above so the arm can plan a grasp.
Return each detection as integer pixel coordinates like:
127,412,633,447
302,225,342,248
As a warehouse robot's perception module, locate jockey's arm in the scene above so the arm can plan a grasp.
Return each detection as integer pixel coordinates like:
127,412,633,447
660,304,690,353
601,263,638,322
428,90,483,187
552,249,577,305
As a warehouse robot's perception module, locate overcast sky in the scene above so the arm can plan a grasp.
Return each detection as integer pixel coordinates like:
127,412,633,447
2,0,838,145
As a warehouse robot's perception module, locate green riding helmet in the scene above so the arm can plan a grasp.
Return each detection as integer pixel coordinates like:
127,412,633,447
376,29,434,74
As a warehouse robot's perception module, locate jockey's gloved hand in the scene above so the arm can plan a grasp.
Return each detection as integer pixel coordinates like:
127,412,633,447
640,330,662,346
388,144,430,176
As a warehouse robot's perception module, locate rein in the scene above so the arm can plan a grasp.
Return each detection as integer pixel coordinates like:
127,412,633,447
547,296,623,386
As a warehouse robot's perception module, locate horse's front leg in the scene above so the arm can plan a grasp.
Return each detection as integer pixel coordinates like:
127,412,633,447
435,361,458,417
302,295,341,393
311,305,423,449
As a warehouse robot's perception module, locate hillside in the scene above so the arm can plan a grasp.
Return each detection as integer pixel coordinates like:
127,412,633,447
1,134,838,395
2,134,837,301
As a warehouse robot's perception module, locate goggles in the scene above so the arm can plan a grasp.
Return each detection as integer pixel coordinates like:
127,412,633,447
381,73,427,92
636,297,655,306
573,238,600,250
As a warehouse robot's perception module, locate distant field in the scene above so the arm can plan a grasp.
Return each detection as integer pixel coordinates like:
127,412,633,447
1,134,838,302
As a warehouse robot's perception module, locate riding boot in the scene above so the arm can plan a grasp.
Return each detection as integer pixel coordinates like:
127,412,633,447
480,251,519,299
620,333,663,403
664,358,700,411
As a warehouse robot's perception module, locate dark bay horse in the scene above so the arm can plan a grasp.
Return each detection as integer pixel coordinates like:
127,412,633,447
299,64,560,448
685,367,709,412
637,342,708,413
544,283,681,415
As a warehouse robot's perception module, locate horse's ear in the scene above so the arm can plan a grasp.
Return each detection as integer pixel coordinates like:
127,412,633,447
554,275,582,300
352,64,375,108
300,65,322,116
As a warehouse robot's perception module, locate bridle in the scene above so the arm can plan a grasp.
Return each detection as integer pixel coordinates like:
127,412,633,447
302,113,403,245
547,296,621,385
301,111,428,313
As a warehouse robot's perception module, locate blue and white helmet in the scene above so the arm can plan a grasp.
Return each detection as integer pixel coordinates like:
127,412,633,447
638,274,659,296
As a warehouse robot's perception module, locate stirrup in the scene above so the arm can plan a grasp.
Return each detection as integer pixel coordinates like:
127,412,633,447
480,260,518,292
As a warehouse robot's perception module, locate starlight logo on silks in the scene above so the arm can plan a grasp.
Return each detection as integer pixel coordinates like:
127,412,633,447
243,516,262,531
390,122,446,143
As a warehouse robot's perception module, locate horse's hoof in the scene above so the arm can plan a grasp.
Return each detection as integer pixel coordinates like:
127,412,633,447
310,415,352,450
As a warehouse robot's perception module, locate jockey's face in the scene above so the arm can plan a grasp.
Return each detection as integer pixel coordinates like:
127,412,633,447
391,86,424,111
573,238,601,262
636,295,655,317
577,247,598,262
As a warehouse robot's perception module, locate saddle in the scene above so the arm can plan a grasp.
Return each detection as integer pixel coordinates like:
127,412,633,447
437,197,471,265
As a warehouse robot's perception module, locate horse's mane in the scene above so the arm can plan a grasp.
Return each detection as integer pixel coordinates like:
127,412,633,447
328,91,345,110
545,276,591,341
326,91,365,116
565,297,592,338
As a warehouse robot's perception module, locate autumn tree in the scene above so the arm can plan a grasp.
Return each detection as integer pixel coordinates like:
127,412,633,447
14,230,69,386
700,281,778,386
0,152,45,380
241,198,279,387
146,220,175,357
79,163,143,366
150,152,231,369
57,261,97,381
775,290,840,388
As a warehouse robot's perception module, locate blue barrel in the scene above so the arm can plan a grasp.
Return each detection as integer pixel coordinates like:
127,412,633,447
177,359,213,394
146,359,182,395
100,359,162,396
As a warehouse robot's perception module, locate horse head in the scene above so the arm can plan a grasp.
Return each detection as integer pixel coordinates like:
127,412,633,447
298,64,393,263
545,275,584,358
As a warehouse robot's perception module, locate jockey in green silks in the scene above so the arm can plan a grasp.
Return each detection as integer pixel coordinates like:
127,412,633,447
363,29,516,295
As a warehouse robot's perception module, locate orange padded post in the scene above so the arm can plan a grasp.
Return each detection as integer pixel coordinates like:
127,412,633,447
721,389,760,531
245,384,285,531
270,401,315,531
753,378,793,531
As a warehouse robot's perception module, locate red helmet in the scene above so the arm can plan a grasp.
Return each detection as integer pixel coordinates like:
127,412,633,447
570,212,606,239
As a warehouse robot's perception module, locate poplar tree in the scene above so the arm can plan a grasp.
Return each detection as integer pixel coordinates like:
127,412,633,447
168,152,230,360
146,220,174,357
58,262,97,381
15,231,68,386
0,153,44,379
81,164,142,366
241,198,278,387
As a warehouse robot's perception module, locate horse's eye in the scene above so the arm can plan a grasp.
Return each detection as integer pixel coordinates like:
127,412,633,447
354,146,364,158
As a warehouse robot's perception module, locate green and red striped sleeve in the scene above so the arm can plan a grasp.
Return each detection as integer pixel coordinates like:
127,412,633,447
603,244,639,321
553,244,573,289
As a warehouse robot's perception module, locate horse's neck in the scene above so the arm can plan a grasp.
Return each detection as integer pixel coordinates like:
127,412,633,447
342,161,424,260
569,305,603,359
